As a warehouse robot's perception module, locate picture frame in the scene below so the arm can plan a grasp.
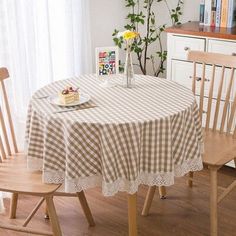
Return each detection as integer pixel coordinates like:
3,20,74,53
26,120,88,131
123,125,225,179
95,46,119,78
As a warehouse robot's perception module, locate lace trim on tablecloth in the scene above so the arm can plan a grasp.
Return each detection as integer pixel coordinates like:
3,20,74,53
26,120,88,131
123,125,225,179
43,157,203,196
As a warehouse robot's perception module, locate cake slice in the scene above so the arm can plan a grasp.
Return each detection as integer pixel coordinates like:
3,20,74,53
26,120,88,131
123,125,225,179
58,86,80,105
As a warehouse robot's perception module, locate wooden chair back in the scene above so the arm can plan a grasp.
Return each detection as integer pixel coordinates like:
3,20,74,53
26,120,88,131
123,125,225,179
187,51,236,137
0,67,18,161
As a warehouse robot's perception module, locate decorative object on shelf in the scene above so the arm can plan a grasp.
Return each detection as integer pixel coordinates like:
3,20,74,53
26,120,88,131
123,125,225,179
117,30,139,88
112,0,184,77
95,46,119,87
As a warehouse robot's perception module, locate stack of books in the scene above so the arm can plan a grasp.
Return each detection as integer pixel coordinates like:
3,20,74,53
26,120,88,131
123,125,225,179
200,0,236,27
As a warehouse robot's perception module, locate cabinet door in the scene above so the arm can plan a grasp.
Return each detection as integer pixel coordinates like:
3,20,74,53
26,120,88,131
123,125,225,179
170,36,205,60
171,60,232,99
208,39,236,55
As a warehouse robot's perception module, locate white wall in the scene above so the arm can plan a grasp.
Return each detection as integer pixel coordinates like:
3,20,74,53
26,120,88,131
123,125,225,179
89,0,200,75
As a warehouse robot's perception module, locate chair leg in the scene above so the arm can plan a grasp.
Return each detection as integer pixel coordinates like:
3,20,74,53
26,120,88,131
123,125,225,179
22,197,45,227
9,193,18,219
209,166,218,236
158,186,167,199
77,191,95,227
44,204,49,220
45,195,62,236
128,193,137,236
188,171,194,188
141,186,156,216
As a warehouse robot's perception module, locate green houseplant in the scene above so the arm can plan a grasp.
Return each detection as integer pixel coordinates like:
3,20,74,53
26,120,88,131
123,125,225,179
112,0,184,77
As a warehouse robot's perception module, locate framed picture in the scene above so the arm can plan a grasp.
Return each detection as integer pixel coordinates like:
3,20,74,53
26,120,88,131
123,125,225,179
95,46,119,77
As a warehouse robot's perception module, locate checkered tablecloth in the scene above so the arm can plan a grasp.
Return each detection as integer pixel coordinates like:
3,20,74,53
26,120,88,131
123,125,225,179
25,74,203,196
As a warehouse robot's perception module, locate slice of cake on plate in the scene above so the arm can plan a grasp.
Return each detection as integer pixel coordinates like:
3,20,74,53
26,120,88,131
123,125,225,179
59,86,80,105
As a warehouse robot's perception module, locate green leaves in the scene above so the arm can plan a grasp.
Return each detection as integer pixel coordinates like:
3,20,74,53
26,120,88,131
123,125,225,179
126,12,145,25
112,0,184,76
170,0,184,25
112,29,124,48
125,0,136,7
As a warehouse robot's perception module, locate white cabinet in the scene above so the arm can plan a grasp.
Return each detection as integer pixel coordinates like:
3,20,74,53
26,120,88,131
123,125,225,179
166,26,236,168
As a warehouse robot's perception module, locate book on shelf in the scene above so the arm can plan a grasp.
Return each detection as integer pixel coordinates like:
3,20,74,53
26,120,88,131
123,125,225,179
216,0,222,27
200,0,205,25
227,0,236,27
203,0,217,26
204,0,212,25
211,0,217,26
220,0,228,27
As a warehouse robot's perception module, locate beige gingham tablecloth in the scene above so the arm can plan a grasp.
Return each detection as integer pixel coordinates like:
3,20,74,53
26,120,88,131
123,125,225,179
25,74,203,196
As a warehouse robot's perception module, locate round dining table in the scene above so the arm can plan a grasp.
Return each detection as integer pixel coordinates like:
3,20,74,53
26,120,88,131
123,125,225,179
25,74,203,236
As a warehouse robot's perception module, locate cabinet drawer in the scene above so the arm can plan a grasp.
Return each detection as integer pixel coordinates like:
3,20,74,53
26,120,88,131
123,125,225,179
171,60,231,99
208,39,236,55
171,36,205,60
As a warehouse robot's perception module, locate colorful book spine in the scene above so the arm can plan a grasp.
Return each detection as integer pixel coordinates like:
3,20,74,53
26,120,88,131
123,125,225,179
215,0,222,27
204,0,212,25
200,0,205,25
210,0,217,27
221,0,229,27
227,0,236,27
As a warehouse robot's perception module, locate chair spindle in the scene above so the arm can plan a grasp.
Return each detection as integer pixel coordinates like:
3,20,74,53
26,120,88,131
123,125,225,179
192,62,196,95
213,66,225,131
0,69,18,154
220,68,235,133
199,63,206,122
205,64,216,130
0,105,11,155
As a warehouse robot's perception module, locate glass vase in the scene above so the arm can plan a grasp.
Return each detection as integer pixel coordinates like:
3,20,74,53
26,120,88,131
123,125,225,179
124,47,135,88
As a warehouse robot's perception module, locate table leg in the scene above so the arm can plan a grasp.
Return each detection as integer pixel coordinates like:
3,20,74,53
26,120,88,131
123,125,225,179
158,186,167,199
128,193,137,236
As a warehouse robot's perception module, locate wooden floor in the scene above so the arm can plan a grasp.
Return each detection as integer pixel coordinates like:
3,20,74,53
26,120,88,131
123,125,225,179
0,166,235,236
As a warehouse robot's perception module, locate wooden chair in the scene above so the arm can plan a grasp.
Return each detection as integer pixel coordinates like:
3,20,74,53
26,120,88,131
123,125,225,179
142,51,236,236
0,67,94,235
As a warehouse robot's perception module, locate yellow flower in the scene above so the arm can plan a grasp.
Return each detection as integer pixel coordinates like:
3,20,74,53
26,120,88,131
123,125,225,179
123,31,139,40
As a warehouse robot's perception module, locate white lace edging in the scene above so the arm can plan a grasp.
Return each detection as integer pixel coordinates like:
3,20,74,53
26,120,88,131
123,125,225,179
43,158,203,196
175,156,203,177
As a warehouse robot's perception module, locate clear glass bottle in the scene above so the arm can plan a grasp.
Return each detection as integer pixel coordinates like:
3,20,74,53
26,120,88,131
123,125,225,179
123,45,135,88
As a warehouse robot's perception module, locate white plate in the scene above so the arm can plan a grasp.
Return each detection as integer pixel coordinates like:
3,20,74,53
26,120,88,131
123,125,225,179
48,94,91,107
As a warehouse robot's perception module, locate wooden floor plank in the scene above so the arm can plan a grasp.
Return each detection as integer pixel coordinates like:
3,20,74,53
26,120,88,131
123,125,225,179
0,167,235,236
